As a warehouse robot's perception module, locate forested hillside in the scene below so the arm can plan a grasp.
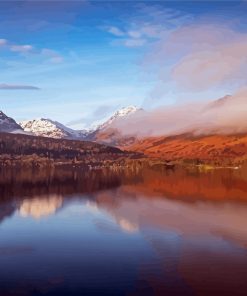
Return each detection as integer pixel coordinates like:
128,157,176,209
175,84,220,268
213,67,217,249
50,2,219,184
0,132,138,167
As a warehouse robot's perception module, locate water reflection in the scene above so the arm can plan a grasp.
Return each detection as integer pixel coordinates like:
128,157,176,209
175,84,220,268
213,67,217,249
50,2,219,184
19,195,63,219
0,166,247,295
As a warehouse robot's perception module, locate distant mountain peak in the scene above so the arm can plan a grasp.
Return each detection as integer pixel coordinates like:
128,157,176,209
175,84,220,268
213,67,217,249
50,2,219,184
0,110,23,132
95,105,142,131
207,94,232,109
0,110,8,117
114,105,140,116
19,118,88,139
3,105,143,140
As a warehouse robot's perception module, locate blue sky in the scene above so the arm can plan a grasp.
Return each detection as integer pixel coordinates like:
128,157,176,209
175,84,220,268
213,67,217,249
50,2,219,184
0,1,246,128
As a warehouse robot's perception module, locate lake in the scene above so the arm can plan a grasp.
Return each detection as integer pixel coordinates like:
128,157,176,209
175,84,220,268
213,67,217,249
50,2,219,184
0,166,247,296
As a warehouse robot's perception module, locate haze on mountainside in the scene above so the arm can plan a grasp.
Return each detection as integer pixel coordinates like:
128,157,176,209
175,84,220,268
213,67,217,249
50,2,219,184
18,106,140,139
15,91,247,143
109,90,247,138
1,91,247,143
0,106,142,138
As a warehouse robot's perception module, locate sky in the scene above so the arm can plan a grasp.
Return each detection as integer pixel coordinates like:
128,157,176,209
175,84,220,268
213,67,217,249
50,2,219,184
0,0,246,129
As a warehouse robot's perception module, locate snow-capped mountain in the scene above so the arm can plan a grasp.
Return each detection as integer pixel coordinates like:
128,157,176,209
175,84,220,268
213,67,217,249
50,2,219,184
18,106,142,140
19,118,88,139
86,106,143,146
0,111,23,132
95,106,142,131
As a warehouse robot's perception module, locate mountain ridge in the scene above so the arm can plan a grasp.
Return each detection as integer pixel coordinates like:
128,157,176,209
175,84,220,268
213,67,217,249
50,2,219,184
19,118,89,139
19,105,142,140
0,111,23,133
2,95,247,166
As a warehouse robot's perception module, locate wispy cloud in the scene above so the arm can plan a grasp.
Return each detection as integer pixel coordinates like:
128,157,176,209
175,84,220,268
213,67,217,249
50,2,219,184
105,26,125,37
67,104,117,129
0,83,40,90
41,48,63,64
0,37,63,63
122,38,146,48
104,4,192,48
92,105,115,118
10,44,33,53
66,117,85,128
0,38,7,46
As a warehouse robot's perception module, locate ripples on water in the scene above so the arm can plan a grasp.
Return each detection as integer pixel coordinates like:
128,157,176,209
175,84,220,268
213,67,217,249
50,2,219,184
0,166,247,296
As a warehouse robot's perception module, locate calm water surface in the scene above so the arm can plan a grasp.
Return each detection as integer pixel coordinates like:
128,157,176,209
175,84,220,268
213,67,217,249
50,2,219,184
0,166,247,296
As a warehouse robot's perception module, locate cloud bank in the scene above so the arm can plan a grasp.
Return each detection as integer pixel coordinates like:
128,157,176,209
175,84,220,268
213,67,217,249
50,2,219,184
137,21,247,106
109,88,247,137
153,23,247,92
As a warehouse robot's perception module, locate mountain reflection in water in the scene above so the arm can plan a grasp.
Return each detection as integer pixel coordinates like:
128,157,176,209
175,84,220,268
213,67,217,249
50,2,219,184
0,166,247,296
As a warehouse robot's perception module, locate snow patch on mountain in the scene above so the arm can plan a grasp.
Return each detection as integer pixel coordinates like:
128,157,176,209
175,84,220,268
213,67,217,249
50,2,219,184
16,106,142,140
95,106,141,131
19,118,88,139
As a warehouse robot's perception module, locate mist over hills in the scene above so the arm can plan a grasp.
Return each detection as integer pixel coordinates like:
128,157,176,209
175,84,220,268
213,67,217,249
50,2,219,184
107,91,247,139
3,93,246,143
17,106,141,141
11,93,243,140
1,92,247,165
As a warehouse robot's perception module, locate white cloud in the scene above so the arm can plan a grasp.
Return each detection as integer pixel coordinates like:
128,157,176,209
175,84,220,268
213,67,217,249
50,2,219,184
10,44,33,53
41,48,63,64
123,38,146,47
0,37,63,63
128,30,142,39
142,23,247,95
0,39,7,46
106,26,125,37
104,4,192,48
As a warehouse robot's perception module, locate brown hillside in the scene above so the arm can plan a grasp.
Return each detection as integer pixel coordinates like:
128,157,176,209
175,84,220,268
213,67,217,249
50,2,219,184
125,133,247,165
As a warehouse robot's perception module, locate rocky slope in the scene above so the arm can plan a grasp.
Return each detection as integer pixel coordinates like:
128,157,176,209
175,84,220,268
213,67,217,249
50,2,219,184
0,111,23,132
